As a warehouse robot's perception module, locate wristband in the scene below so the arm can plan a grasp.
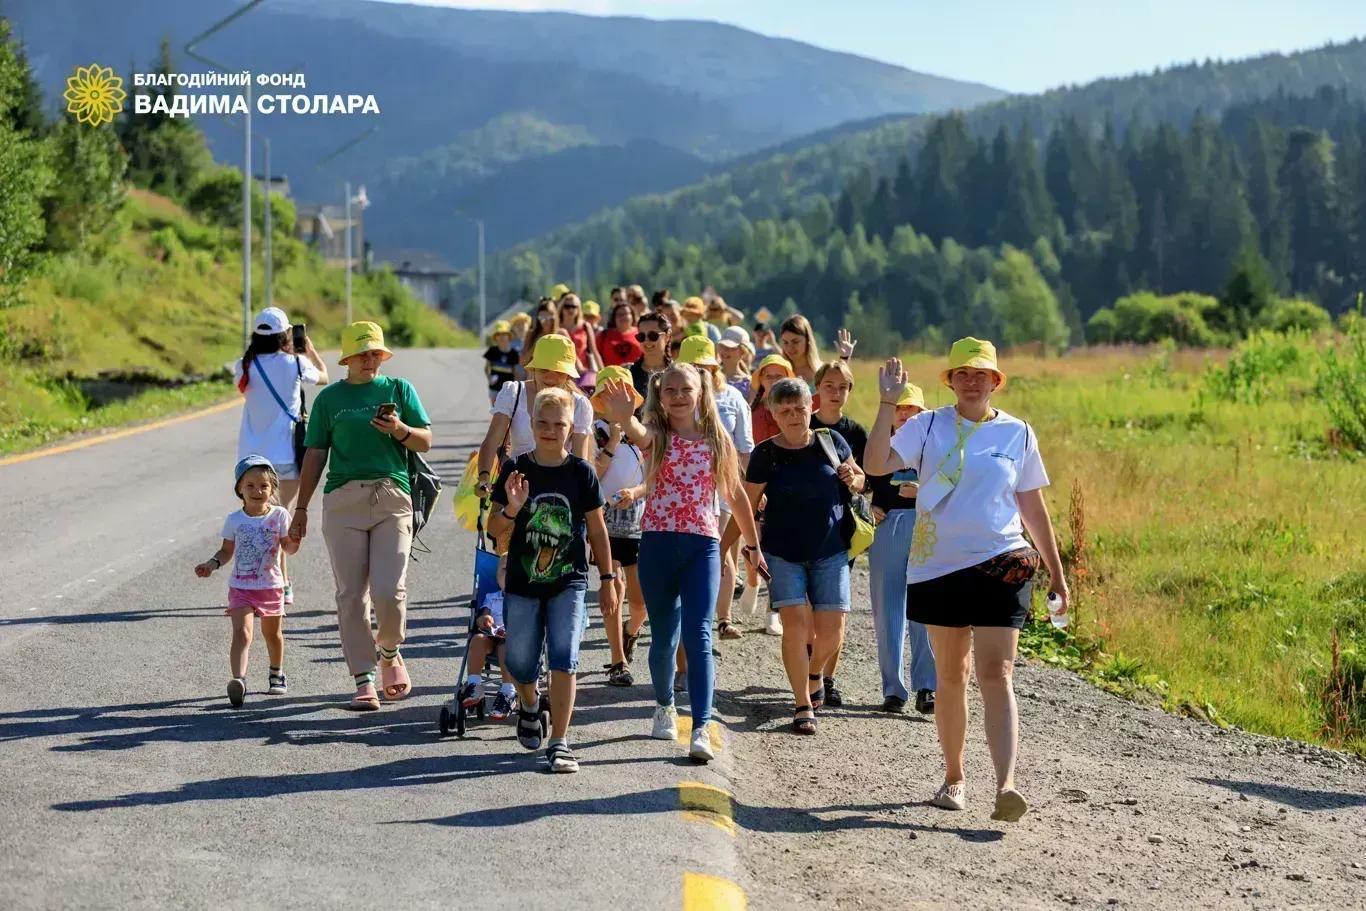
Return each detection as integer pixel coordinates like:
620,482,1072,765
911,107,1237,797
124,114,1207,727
500,507,518,521
599,572,617,582
879,399,899,406
397,429,413,443
209,556,222,568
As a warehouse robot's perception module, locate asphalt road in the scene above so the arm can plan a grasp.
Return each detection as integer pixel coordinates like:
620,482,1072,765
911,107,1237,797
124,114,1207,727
0,349,741,910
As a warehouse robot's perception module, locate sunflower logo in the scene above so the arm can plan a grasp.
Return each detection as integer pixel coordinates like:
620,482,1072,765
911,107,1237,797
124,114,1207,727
64,64,127,126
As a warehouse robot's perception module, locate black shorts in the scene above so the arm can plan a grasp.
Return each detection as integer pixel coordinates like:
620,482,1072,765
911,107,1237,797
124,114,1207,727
608,535,640,568
907,564,1032,629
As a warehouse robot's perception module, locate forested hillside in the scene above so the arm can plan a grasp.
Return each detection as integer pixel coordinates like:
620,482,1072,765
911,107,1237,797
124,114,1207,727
456,39,1366,346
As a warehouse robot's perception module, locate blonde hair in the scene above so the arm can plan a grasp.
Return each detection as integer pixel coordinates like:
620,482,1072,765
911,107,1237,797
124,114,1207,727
779,314,822,377
814,359,854,389
643,363,739,502
532,386,575,420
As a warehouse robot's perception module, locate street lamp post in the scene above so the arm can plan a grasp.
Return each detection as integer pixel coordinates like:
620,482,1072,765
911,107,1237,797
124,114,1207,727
477,218,486,335
262,136,272,311
343,182,369,325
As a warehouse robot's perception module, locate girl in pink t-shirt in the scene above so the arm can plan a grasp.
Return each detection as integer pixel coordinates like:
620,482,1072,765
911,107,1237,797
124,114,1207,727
195,456,299,707
598,364,765,763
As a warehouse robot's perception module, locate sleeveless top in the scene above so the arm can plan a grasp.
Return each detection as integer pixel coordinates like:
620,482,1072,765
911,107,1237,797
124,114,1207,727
641,435,719,538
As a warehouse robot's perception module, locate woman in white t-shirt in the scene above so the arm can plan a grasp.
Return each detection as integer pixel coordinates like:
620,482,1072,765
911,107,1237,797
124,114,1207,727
475,334,593,498
233,308,328,602
864,337,1068,825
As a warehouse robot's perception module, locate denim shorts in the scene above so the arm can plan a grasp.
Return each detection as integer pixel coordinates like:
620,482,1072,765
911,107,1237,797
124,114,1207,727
502,583,588,680
764,550,851,612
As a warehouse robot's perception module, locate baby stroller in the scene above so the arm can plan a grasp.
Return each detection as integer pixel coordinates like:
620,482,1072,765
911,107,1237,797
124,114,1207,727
438,503,503,737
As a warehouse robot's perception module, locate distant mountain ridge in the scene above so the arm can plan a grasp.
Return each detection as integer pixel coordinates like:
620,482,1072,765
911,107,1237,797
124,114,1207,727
7,0,1006,266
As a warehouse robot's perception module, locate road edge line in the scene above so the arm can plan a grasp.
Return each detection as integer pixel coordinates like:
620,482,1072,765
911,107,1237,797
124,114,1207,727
0,397,242,468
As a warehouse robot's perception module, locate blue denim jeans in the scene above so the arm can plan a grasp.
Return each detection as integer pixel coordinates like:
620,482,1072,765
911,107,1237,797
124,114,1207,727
637,531,720,725
502,583,588,683
868,508,936,700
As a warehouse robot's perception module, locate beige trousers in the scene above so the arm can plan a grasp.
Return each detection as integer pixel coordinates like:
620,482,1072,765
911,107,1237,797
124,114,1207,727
322,479,413,677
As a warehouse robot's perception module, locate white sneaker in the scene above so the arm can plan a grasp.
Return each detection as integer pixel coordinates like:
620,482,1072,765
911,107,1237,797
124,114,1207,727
651,704,678,740
931,781,966,811
689,724,715,763
738,585,760,617
764,611,783,636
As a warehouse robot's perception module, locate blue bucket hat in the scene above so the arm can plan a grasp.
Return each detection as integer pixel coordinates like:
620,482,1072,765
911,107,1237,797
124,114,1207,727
234,454,275,484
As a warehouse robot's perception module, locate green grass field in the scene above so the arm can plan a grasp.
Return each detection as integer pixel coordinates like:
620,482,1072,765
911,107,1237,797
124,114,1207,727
0,189,475,455
845,336,1366,755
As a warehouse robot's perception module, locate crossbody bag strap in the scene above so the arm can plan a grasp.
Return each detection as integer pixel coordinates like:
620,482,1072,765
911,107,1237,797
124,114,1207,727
812,427,841,470
256,358,301,423
917,410,937,471
294,355,307,420
501,381,523,450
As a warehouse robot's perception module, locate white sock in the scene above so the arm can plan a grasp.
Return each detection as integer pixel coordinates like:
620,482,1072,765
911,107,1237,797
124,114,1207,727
500,682,516,697
549,736,567,749
467,673,482,688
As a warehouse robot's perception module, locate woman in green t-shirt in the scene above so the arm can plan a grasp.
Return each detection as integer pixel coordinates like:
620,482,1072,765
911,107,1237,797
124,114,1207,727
291,322,433,711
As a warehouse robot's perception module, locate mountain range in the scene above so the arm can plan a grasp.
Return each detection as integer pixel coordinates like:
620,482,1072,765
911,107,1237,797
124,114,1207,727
7,0,1005,266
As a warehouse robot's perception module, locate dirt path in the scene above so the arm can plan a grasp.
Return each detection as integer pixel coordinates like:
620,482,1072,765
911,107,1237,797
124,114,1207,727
713,567,1366,910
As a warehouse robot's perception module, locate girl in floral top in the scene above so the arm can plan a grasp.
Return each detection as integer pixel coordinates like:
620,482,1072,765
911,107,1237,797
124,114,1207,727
598,364,766,763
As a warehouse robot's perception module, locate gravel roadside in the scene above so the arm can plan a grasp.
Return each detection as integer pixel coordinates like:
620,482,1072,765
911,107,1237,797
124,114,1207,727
712,565,1366,910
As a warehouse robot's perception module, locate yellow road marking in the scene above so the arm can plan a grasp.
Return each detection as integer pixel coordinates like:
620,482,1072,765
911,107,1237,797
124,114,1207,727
0,398,241,468
682,872,746,911
679,781,736,836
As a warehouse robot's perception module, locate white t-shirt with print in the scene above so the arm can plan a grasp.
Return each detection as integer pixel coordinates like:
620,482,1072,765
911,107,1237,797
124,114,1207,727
233,353,321,469
714,382,755,456
492,380,593,459
221,505,290,590
889,406,1049,584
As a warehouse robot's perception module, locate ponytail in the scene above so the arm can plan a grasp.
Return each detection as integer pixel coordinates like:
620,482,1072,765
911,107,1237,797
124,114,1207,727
238,332,287,393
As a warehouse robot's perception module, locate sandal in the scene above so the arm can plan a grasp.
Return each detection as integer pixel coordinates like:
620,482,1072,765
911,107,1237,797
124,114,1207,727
808,674,825,711
623,628,640,665
605,662,634,687
379,654,411,701
718,620,743,640
516,706,544,751
792,706,817,735
349,683,381,712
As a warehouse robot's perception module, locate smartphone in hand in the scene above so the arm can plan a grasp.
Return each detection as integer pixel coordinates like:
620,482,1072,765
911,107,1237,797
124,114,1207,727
292,323,307,352
375,402,398,420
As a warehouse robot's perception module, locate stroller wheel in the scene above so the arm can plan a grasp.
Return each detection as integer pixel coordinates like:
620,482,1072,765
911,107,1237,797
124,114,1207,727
439,705,453,736
455,700,468,737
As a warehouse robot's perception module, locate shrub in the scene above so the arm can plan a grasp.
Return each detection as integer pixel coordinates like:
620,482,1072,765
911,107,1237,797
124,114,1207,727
1316,313,1366,450
149,226,185,262
1204,330,1311,404
1259,298,1332,333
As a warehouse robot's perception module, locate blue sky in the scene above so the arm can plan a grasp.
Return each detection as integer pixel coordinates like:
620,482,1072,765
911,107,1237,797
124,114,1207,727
381,0,1366,93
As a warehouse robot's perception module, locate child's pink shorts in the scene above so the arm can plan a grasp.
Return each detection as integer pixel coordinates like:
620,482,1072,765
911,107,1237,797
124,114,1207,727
226,587,286,617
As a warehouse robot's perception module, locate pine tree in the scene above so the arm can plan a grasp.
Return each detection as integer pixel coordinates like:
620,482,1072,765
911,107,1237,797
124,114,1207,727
117,37,212,199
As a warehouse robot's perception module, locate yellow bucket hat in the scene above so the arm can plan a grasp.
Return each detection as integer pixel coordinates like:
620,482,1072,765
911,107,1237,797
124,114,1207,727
339,321,392,365
681,296,707,320
526,333,580,378
582,300,601,318
591,364,642,415
940,336,1006,390
676,335,719,367
750,353,794,391
491,320,512,336
510,312,532,330
896,382,926,409
549,282,572,301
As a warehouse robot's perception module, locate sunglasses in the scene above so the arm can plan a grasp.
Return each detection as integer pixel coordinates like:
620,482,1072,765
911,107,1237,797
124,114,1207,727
560,304,579,310
640,330,665,342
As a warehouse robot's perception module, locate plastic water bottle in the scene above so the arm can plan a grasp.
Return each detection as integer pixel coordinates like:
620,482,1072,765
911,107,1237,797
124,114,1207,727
1047,592,1068,630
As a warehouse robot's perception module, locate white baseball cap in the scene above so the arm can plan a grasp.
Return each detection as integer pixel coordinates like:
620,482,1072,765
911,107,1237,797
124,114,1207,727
718,325,753,351
253,307,290,335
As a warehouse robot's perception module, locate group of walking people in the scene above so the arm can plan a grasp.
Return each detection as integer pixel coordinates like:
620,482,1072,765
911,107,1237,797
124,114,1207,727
204,284,1069,821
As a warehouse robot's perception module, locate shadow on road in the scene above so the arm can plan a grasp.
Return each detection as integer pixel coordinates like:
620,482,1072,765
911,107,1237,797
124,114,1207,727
1193,776,1366,810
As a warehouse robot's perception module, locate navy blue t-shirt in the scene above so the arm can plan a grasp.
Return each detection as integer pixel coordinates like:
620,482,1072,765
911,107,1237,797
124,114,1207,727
492,454,603,598
746,431,851,563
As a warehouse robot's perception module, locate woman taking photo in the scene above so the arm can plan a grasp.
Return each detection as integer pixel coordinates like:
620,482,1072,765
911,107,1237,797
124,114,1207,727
290,322,433,711
864,337,1068,822
865,383,936,715
778,315,822,390
233,307,328,605
735,378,862,735
598,365,765,763
476,335,593,498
